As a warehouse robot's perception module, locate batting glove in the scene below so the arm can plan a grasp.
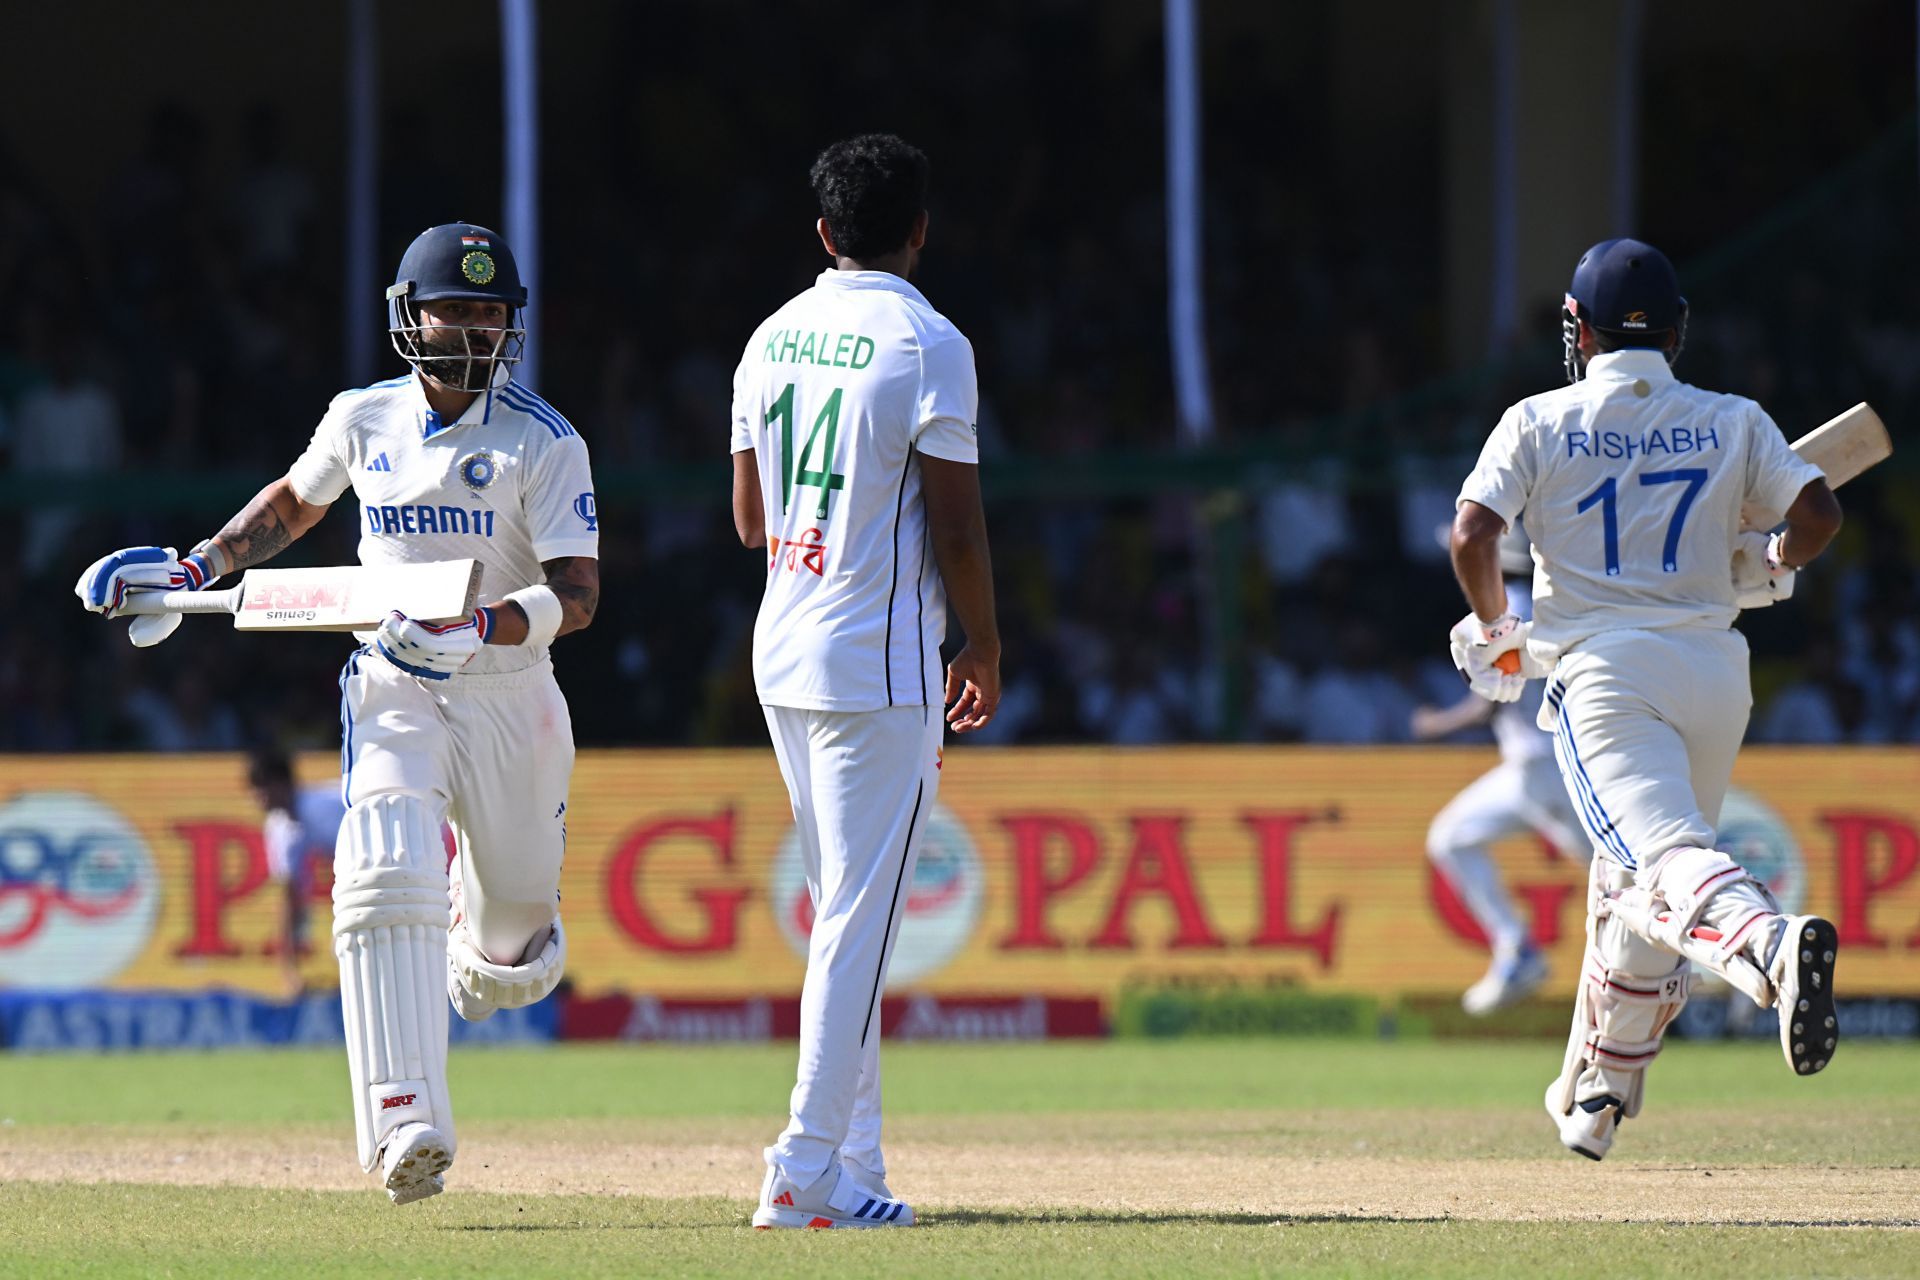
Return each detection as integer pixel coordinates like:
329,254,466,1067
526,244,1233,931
75,544,220,647
1448,610,1537,702
1731,531,1796,610
376,608,494,680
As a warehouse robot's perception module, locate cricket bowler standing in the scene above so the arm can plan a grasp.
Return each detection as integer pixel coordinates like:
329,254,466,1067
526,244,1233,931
730,134,1000,1228
1448,238,1844,1160
76,223,599,1204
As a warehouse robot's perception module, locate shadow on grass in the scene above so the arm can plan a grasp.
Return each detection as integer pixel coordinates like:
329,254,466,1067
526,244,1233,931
447,1210,1920,1233
930,1209,1455,1228
448,1210,1461,1232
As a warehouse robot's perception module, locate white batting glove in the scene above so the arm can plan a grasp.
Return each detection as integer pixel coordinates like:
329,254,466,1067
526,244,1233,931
376,609,491,680
1448,610,1535,702
1731,531,1796,609
75,544,219,646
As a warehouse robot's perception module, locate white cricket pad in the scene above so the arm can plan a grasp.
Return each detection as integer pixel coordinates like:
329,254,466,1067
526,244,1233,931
1547,861,1689,1159
334,794,455,1173
448,917,567,1022
1608,846,1781,1006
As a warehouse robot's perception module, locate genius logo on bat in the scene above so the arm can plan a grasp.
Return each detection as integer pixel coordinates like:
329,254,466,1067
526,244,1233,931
0,792,159,989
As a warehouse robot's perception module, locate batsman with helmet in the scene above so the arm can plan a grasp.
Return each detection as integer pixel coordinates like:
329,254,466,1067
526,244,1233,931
1450,238,1845,1160
76,223,600,1204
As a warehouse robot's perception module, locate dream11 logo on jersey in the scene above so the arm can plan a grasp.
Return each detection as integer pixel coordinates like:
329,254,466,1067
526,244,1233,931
0,791,161,989
771,803,984,984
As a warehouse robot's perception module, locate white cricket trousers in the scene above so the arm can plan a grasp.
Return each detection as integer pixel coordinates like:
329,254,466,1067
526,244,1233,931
1540,626,1751,879
1427,755,1585,954
340,646,575,963
762,702,944,1187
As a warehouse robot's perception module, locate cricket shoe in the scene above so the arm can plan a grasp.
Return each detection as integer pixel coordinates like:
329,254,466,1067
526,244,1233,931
1771,915,1839,1078
841,1153,894,1200
752,1154,915,1229
1548,1089,1624,1162
1462,945,1549,1016
382,1122,453,1205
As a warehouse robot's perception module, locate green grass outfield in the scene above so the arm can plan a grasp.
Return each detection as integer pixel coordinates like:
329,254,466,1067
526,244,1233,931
2,1039,1916,1278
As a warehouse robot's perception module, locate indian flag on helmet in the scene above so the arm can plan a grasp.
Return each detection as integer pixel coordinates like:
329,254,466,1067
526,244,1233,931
460,235,490,248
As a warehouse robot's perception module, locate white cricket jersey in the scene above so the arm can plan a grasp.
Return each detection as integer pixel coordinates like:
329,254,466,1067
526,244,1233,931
1459,349,1821,665
287,371,599,675
263,783,347,881
730,269,979,711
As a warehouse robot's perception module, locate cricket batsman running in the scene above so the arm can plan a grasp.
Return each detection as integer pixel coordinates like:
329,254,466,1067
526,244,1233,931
76,223,599,1204
1449,238,1844,1160
730,134,1000,1228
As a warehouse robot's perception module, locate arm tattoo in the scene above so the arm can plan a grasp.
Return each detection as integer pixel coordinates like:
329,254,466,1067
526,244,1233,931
541,556,600,632
215,495,293,571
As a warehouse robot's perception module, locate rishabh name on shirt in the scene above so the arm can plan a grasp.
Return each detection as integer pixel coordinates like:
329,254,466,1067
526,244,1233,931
1458,348,1822,664
285,370,599,675
730,269,980,712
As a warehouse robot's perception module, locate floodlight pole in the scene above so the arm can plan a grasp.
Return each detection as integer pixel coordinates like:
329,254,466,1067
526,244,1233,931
1166,0,1215,444
501,0,541,389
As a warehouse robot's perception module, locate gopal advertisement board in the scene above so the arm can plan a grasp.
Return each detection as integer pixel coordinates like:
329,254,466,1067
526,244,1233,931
1,748,1916,1002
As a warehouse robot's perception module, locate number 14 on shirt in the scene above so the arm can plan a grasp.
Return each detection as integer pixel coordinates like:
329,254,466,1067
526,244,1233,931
765,383,847,519
1576,467,1708,575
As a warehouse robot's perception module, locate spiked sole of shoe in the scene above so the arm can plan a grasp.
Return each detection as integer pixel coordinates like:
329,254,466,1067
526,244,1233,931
1781,917,1840,1078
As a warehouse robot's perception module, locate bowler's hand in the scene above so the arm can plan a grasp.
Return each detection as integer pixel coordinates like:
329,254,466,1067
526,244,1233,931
943,643,1000,733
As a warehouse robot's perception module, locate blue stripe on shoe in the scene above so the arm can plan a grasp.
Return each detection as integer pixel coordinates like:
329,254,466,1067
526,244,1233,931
887,1202,904,1222
855,1198,876,1220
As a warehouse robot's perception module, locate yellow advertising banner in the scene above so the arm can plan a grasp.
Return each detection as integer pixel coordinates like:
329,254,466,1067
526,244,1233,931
2,748,1917,1001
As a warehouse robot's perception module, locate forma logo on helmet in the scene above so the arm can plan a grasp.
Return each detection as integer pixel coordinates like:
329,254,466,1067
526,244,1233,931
1561,238,1688,384
387,222,529,394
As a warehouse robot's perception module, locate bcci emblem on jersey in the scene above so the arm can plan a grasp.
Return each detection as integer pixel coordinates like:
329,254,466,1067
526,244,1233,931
458,450,498,492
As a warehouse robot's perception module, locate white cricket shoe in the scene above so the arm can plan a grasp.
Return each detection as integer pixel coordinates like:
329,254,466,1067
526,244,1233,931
1547,1087,1624,1162
752,1154,915,1229
1462,945,1549,1016
1770,915,1839,1078
382,1122,453,1205
842,1153,894,1200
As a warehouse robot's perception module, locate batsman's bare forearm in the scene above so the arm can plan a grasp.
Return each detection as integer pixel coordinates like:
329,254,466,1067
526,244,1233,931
482,556,600,644
921,455,1000,659
207,476,329,573
1450,500,1511,622
1777,478,1843,568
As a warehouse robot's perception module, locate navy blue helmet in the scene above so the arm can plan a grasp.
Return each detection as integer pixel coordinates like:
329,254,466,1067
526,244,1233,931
1561,238,1688,383
387,222,528,391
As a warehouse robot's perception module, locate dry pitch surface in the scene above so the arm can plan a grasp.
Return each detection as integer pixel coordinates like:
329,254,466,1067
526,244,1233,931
6,1111,1916,1226
1,1040,1915,1277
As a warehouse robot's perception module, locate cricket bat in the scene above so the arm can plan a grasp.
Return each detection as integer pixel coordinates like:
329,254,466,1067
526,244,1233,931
1741,402,1892,529
118,559,483,632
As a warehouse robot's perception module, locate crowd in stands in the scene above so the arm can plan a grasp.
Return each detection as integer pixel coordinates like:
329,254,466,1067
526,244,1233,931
2,7,1917,752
